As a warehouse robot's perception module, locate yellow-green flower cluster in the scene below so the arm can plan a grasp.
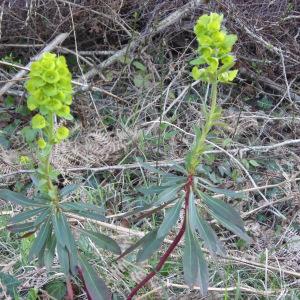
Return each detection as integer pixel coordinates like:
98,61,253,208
25,53,72,148
191,13,238,83
26,53,72,119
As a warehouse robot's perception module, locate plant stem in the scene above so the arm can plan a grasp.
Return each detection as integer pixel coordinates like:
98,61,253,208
127,175,193,300
40,112,58,204
187,81,218,175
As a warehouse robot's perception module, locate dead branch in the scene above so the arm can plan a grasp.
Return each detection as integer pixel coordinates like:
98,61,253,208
79,0,206,83
0,32,69,98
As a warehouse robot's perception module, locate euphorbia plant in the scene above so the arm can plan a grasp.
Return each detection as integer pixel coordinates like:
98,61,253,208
0,53,120,299
122,13,251,299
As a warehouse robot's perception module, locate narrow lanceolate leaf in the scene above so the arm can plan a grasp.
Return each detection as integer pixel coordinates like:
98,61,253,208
52,212,78,274
169,163,188,175
44,235,56,270
157,197,183,239
199,191,251,243
78,254,112,300
60,202,105,221
199,191,244,228
188,191,225,255
60,184,80,197
137,185,167,196
56,243,71,275
117,229,158,260
0,189,44,207
183,224,199,288
81,229,121,255
34,208,51,226
136,229,165,262
7,222,36,233
154,183,184,207
9,207,48,224
161,174,187,186
60,202,104,215
199,183,244,199
137,161,165,175
183,222,209,296
194,236,209,296
29,218,52,260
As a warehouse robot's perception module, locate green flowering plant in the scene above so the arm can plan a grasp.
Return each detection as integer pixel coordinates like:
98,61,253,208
0,53,120,299
190,13,238,84
122,13,251,299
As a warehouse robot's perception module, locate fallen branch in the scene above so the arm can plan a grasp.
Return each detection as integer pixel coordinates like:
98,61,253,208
1,139,300,179
79,0,206,82
240,67,300,102
0,33,69,97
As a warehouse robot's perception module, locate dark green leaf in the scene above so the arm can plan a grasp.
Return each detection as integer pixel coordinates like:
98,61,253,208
157,198,183,238
78,254,112,300
9,207,48,224
154,183,184,206
161,175,187,186
44,235,56,270
52,212,78,274
29,218,52,260
193,234,209,296
0,272,20,297
188,191,225,255
117,229,158,260
45,279,66,300
137,185,167,196
183,222,209,295
81,229,121,255
0,133,10,149
21,126,38,143
60,184,80,197
34,208,51,226
137,161,165,175
199,191,251,243
56,243,70,275
7,222,36,233
60,202,105,216
169,163,188,175
136,229,165,262
183,224,199,287
199,191,244,228
70,210,106,222
0,189,44,207
199,184,244,199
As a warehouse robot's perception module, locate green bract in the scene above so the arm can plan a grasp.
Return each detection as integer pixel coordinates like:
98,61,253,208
32,114,46,129
191,13,238,83
56,126,69,140
26,52,72,119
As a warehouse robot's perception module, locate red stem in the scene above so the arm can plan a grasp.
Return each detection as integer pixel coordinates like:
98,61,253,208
127,175,193,300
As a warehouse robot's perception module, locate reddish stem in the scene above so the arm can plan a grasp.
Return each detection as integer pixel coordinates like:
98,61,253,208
127,175,193,300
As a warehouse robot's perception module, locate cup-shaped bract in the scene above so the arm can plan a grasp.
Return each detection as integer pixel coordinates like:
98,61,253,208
191,13,238,83
26,53,73,120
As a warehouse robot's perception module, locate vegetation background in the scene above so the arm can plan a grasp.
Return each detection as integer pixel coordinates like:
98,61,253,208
0,0,299,299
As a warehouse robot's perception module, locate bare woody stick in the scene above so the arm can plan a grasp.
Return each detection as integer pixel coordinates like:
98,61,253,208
0,32,69,97
79,0,206,82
